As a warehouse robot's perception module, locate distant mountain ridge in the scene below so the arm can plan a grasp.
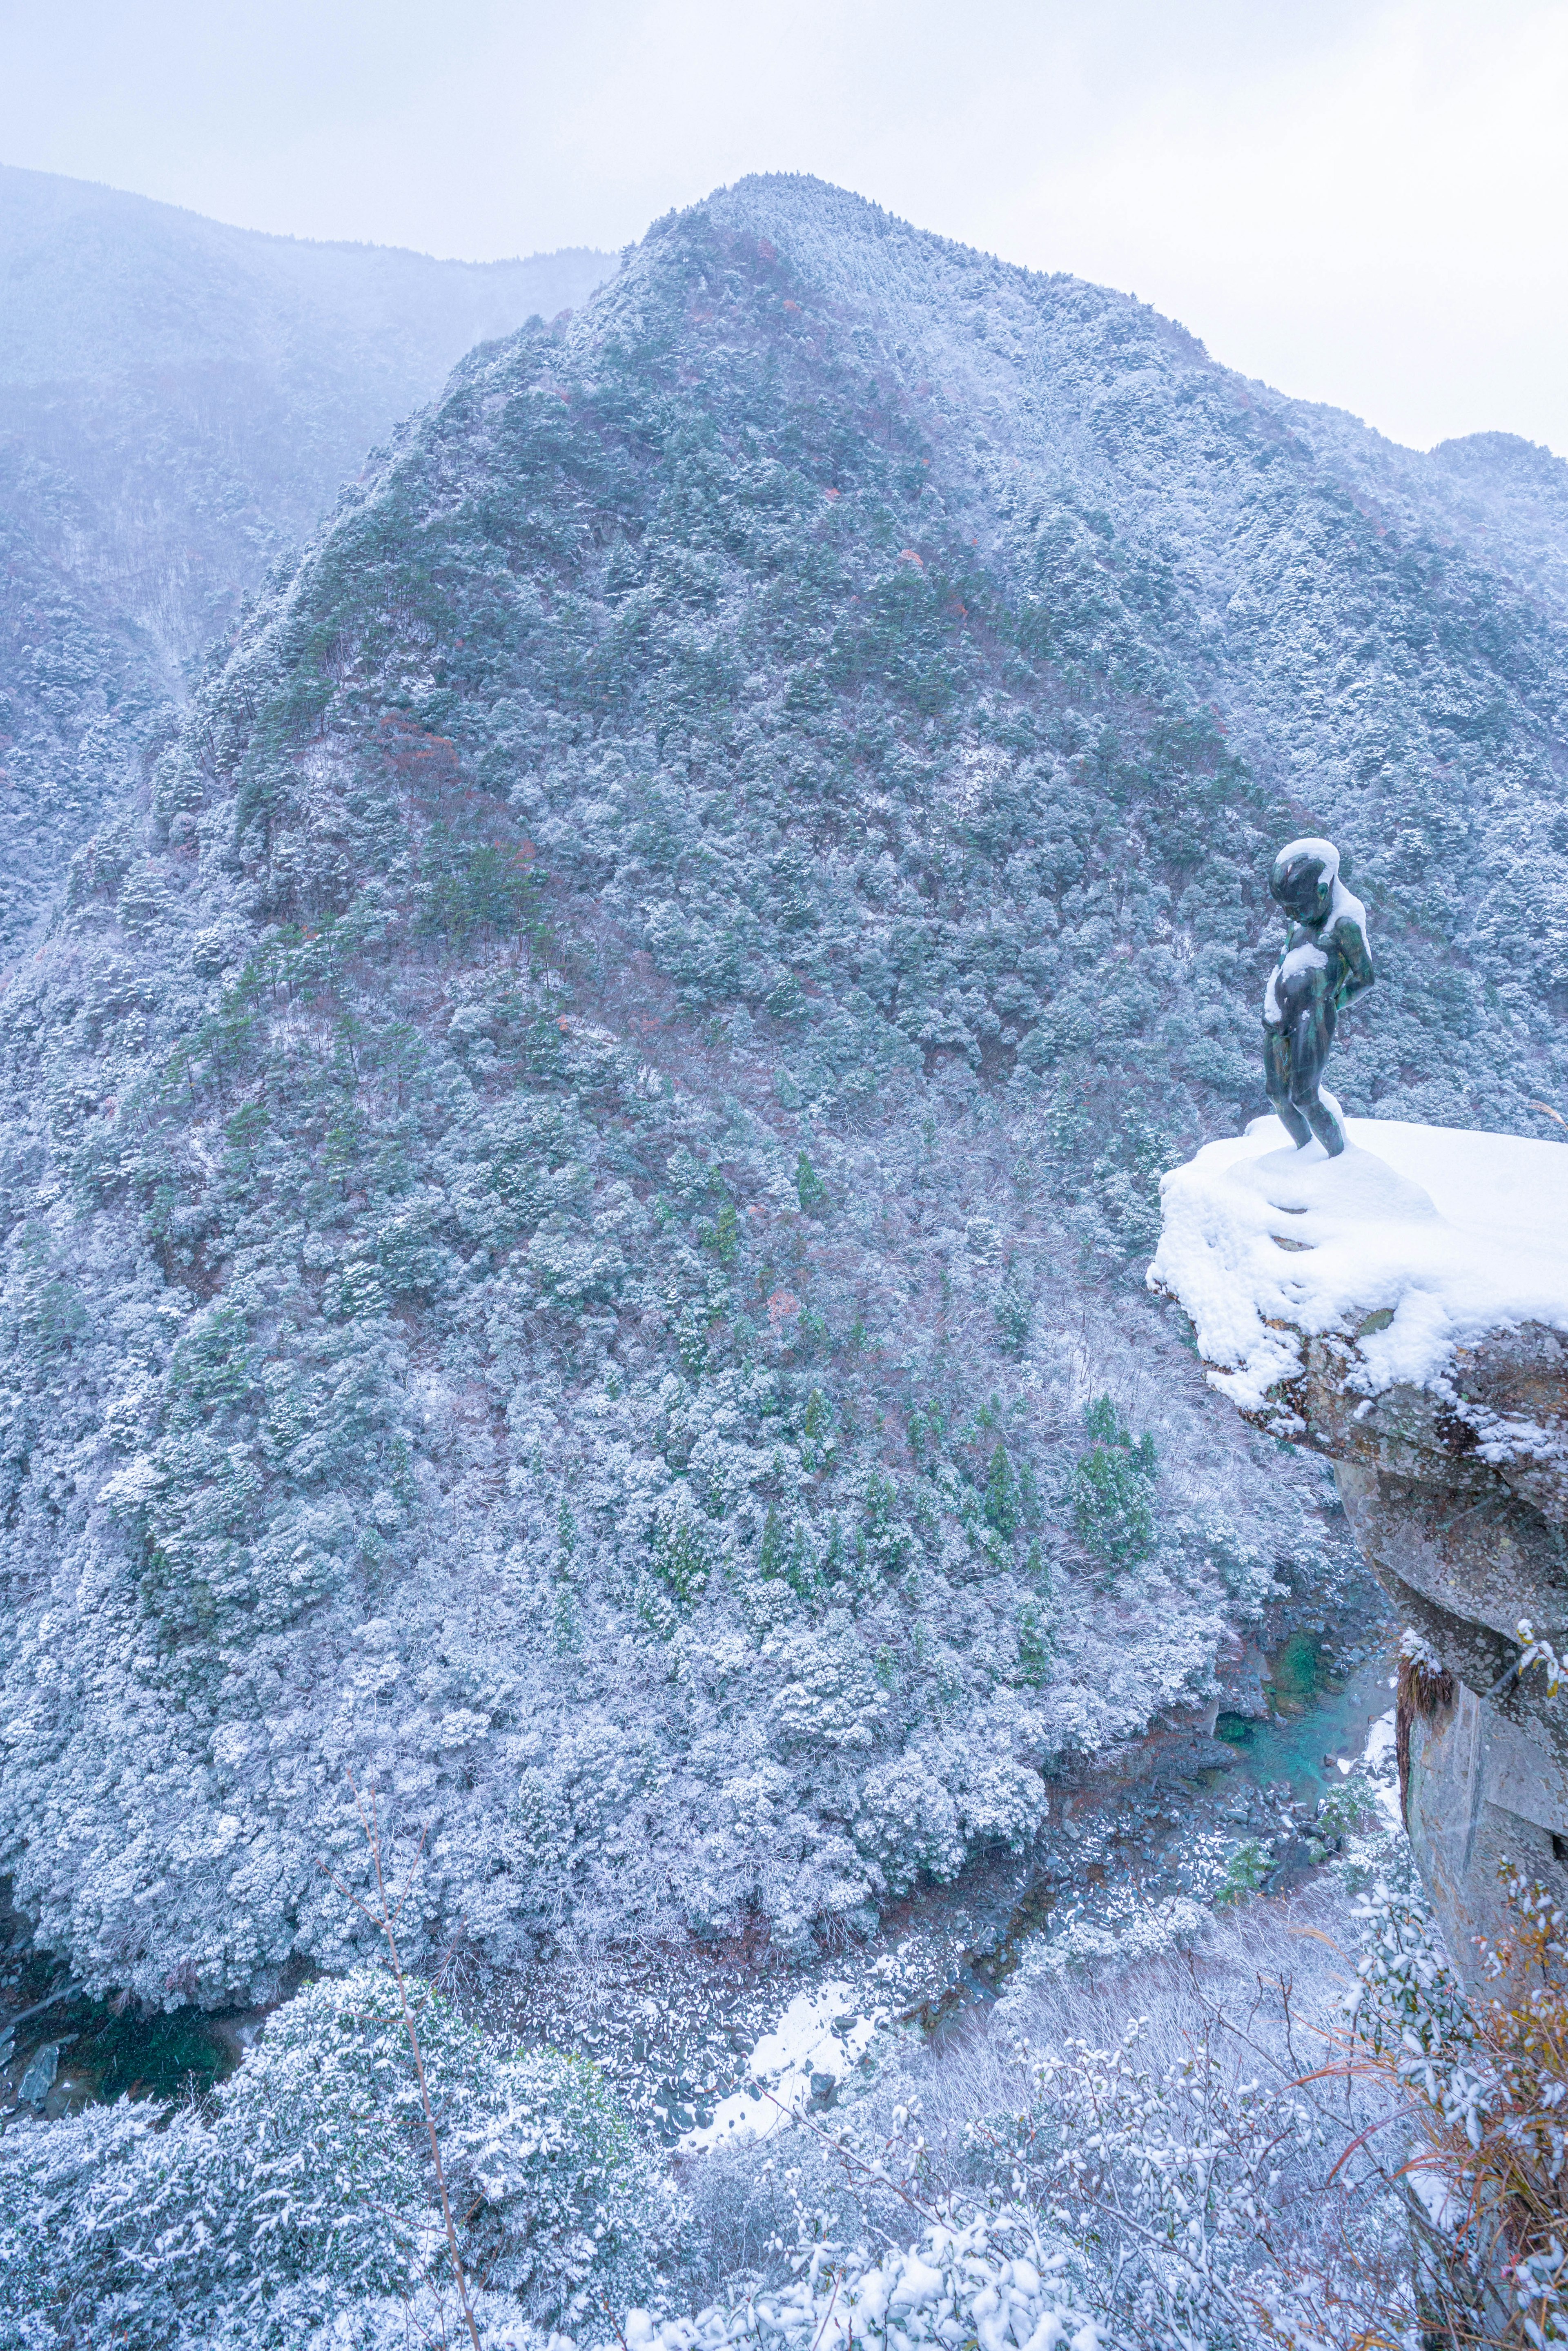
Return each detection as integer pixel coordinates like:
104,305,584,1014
2,172,1566,2009
0,164,615,954
0,168,605,386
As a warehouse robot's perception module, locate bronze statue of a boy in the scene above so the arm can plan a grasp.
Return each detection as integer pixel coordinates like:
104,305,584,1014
1263,836,1374,1157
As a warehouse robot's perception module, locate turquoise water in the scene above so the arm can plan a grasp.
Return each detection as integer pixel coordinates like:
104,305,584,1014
1216,1649,1396,1802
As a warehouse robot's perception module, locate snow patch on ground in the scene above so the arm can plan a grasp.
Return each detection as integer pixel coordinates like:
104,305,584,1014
677,1982,878,2151
1339,1703,1404,1834
1363,1709,1397,1775
1149,1116,1568,1416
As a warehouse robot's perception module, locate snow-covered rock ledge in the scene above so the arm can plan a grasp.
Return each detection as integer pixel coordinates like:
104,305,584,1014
1149,1116,1568,1512
1150,1114,1568,1977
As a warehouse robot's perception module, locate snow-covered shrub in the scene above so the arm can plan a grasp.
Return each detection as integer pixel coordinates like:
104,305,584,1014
1212,1836,1272,1905
0,1968,666,2349
960,2014,1411,2349
450,2041,668,2314
1314,1774,1381,1843
613,2213,1096,2351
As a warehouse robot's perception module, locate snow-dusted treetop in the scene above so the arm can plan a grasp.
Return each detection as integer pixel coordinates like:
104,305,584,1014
1149,1118,1568,1421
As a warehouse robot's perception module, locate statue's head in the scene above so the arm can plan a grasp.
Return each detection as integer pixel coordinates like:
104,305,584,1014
1270,836,1339,925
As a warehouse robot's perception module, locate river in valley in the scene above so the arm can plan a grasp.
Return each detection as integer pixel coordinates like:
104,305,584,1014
0,1582,1399,2137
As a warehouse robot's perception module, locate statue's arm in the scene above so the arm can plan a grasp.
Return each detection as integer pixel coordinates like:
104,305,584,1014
1333,916,1376,1008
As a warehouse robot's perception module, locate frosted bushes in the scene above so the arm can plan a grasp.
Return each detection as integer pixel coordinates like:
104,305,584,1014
958,1892,1416,2348
614,2217,1097,2351
1341,1855,1568,2346
968,2025,1406,2348
0,1883,1444,2349
677,1883,1418,2351
277,2218,1098,2351
450,2046,670,2314
0,2100,153,2350
0,1968,666,2351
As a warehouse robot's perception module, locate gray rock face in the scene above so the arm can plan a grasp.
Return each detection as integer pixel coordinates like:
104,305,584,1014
17,2039,60,2107
1330,1381,1568,1981
1151,1119,1568,1978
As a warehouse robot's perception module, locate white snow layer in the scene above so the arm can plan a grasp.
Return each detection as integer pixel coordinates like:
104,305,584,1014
1148,1116,1568,1416
677,1982,878,2152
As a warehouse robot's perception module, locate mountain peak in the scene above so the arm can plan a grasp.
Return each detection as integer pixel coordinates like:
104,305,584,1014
0,173,1564,2006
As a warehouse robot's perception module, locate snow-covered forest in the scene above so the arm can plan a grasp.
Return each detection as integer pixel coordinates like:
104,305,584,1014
0,164,611,955
2,169,1567,2346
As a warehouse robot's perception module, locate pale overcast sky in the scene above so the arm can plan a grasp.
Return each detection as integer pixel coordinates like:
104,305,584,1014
4,0,1566,455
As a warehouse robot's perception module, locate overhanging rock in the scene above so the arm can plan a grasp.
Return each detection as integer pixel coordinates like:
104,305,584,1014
1149,1114,1568,1977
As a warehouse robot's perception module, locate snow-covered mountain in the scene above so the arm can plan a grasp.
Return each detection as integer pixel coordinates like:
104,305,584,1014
1,173,1565,2010
0,165,614,952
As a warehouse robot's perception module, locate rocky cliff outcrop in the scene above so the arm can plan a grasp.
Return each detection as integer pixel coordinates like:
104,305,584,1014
1151,1114,1568,1976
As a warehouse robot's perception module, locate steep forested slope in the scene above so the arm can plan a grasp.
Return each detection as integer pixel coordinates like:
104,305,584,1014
0,166,612,952
2,176,1564,2009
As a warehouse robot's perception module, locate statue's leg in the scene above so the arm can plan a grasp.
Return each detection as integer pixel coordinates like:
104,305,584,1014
1264,1024,1312,1148
1289,1007,1345,1157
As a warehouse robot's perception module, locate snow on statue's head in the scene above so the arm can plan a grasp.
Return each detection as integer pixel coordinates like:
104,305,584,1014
1270,836,1341,927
